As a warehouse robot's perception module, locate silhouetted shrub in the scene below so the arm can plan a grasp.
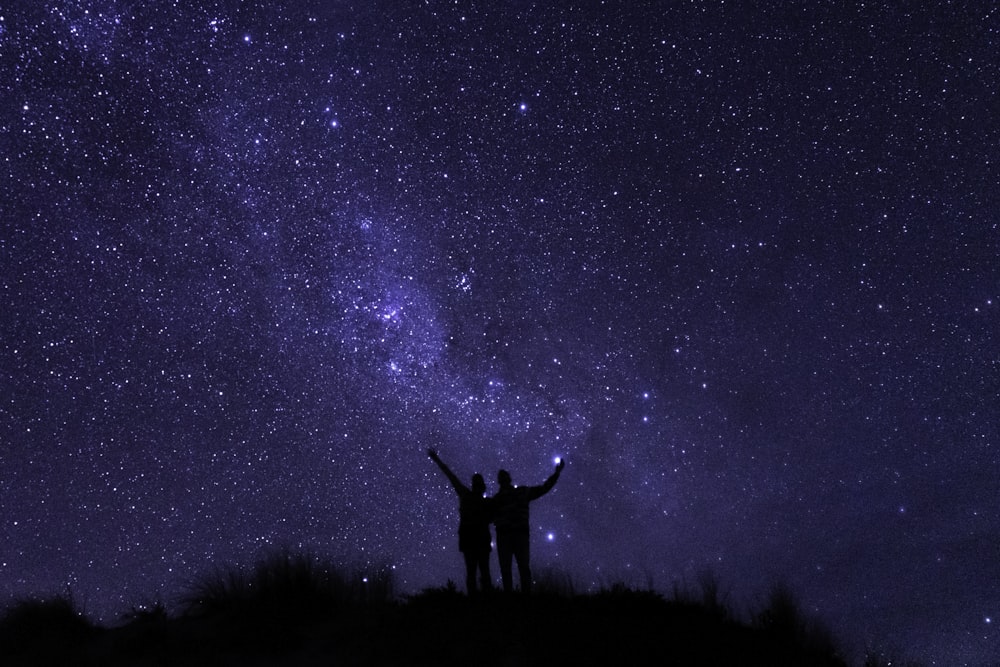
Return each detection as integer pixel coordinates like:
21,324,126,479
756,583,802,637
407,579,462,604
119,598,168,625
756,582,842,663
532,567,576,597
179,548,395,619
0,594,95,657
594,581,665,607
670,569,733,622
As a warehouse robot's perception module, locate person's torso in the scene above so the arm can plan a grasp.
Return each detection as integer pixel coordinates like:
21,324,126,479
493,487,531,531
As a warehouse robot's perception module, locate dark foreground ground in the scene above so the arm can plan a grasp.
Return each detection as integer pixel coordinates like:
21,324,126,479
0,585,847,666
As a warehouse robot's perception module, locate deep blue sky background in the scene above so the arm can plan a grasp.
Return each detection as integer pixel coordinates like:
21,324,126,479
2,2,998,664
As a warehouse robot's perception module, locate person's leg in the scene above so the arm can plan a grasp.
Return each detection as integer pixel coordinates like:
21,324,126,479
477,550,493,591
463,551,477,594
513,532,531,594
496,534,514,593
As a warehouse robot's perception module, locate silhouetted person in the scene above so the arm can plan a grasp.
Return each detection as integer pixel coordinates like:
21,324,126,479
428,448,494,594
492,458,565,594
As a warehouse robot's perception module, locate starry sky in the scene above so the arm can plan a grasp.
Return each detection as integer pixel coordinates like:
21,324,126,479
2,1,998,663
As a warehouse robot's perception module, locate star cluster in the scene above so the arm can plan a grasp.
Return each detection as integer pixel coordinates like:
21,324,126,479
2,3,998,663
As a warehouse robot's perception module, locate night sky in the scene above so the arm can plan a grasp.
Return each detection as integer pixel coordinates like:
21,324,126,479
2,2,998,664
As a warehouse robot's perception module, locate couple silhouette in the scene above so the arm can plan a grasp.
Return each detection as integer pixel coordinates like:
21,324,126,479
428,449,565,595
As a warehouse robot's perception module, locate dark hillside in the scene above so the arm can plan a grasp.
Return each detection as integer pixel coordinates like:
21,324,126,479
0,586,846,666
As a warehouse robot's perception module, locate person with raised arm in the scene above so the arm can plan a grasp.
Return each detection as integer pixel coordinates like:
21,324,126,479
428,448,495,594
492,458,565,594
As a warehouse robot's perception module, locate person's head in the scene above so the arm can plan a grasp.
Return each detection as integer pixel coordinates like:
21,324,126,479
471,473,486,496
497,469,512,487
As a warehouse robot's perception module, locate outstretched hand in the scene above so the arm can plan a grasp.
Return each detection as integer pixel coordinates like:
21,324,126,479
555,458,566,473
428,448,439,461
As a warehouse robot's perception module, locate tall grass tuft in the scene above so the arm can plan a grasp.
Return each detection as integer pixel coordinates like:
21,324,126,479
756,582,842,661
532,567,577,597
669,569,733,623
179,548,395,619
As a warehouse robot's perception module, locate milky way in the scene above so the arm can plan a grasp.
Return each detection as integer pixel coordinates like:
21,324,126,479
2,3,998,663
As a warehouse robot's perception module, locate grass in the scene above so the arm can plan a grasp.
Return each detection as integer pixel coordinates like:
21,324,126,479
179,548,395,618
0,551,885,666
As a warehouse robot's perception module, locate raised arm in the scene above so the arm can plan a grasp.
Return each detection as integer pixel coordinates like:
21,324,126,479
528,458,565,500
428,448,468,495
